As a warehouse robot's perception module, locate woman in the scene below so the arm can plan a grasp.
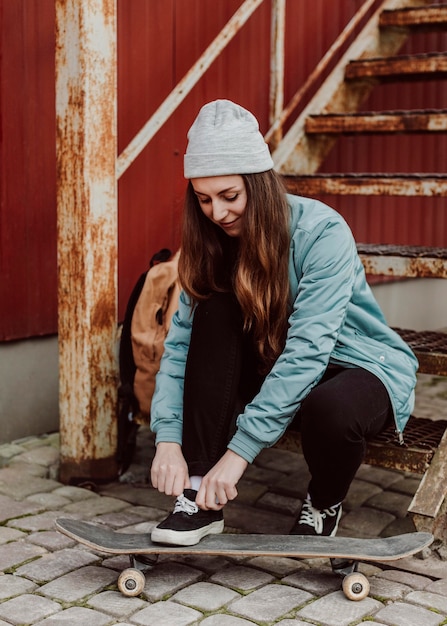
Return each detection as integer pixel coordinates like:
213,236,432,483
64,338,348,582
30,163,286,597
149,99,418,546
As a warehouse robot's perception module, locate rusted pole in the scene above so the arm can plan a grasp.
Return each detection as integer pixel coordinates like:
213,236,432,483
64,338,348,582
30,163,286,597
56,0,118,483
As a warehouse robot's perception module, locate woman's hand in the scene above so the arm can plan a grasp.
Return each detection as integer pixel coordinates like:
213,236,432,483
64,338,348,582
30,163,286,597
196,450,248,511
150,442,191,497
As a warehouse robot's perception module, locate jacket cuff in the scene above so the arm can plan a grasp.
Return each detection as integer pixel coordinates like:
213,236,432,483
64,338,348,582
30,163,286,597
227,430,264,464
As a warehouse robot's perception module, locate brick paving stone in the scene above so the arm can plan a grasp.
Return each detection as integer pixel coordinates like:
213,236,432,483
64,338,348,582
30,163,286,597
120,505,165,520
87,590,146,618
26,530,76,551
62,495,129,517
378,569,432,590
0,594,61,625
200,616,258,626
98,483,174,510
389,476,421,496
355,465,403,488
229,583,313,622
34,606,113,626
406,590,447,613
255,448,299,472
296,590,383,626
273,466,311,499
283,566,342,595
26,492,71,509
90,510,147,528
141,562,203,602
223,501,292,534
257,491,301,516
366,490,413,518
0,574,37,600
388,555,447,579
0,444,26,465
368,576,413,600
276,621,328,626
0,541,46,571
340,506,395,536
243,462,284,487
267,621,312,626
11,446,59,467
0,526,25,544
381,515,417,537
52,485,99,502
343,479,382,511
426,577,447,594
246,555,307,577
7,461,49,478
210,565,274,591
374,601,445,626
15,547,99,582
171,581,240,611
0,493,42,523
131,600,202,626
0,467,61,498
101,554,130,571
7,510,61,532
172,553,232,574
39,565,118,602
235,480,268,506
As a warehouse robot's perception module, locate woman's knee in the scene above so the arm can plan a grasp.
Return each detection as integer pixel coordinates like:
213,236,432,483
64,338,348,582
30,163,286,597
300,388,358,441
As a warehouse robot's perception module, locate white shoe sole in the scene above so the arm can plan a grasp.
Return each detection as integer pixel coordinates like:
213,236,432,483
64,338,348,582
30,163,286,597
151,519,224,546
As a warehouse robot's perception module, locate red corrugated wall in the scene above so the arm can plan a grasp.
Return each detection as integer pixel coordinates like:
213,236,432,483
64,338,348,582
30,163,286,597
1,0,446,341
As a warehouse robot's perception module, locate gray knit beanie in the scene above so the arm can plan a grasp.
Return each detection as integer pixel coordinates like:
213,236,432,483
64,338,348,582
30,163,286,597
184,99,274,179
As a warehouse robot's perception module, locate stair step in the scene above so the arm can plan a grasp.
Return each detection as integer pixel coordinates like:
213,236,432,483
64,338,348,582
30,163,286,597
380,4,447,31
277,415,447,474
394,328,447,377
283,173,447,197
357,242,447,280
305,109,447,134
345,52,447,82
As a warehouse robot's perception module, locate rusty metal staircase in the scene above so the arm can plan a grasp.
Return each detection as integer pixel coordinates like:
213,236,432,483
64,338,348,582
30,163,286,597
274,1,447,540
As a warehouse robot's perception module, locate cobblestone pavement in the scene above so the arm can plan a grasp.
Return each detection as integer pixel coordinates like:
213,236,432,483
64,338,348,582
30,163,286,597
1,374,447,625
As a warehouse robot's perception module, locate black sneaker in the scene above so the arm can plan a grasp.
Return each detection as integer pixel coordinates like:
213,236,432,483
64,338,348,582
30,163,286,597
151,489,224,546
290,497,342,537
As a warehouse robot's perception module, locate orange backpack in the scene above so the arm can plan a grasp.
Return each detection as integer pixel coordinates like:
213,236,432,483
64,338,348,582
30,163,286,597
117,249,180,473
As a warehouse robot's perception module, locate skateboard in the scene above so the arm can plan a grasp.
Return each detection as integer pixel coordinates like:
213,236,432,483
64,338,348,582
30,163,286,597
55,517,433,601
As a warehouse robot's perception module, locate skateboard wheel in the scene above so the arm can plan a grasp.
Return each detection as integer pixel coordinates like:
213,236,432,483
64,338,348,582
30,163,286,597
342,572,370,601
118,568,146,597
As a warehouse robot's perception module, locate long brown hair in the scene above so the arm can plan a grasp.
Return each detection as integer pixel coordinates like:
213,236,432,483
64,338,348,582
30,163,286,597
179,170,290,372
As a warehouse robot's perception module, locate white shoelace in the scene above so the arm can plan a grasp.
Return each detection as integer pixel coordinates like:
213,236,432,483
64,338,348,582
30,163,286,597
173,493,199,516
299,499,338,535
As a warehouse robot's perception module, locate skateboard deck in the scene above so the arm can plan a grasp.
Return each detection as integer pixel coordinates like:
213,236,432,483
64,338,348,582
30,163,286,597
55,517,432,561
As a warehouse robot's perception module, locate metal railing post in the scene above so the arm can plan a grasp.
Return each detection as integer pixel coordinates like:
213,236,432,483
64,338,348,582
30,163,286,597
56,0,118,483
269,0,286,151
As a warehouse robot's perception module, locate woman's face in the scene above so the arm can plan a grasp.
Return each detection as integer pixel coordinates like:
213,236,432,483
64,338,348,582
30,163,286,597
191,175,247,237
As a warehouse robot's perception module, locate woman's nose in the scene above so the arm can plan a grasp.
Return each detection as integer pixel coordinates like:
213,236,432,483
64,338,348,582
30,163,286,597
212,200,228,221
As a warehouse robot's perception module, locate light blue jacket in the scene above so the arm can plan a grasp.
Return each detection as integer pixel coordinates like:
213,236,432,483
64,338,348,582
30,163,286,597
151,194,418,463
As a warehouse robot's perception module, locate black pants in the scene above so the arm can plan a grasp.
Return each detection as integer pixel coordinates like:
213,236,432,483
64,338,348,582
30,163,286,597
182,293,392,509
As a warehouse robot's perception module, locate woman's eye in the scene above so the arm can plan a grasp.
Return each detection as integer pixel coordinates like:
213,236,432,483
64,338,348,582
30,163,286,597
226,194,238,202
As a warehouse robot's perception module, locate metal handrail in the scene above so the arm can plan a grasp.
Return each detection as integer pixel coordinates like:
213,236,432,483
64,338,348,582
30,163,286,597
264,0,377,144
116,0,377,179
117,0,264,178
